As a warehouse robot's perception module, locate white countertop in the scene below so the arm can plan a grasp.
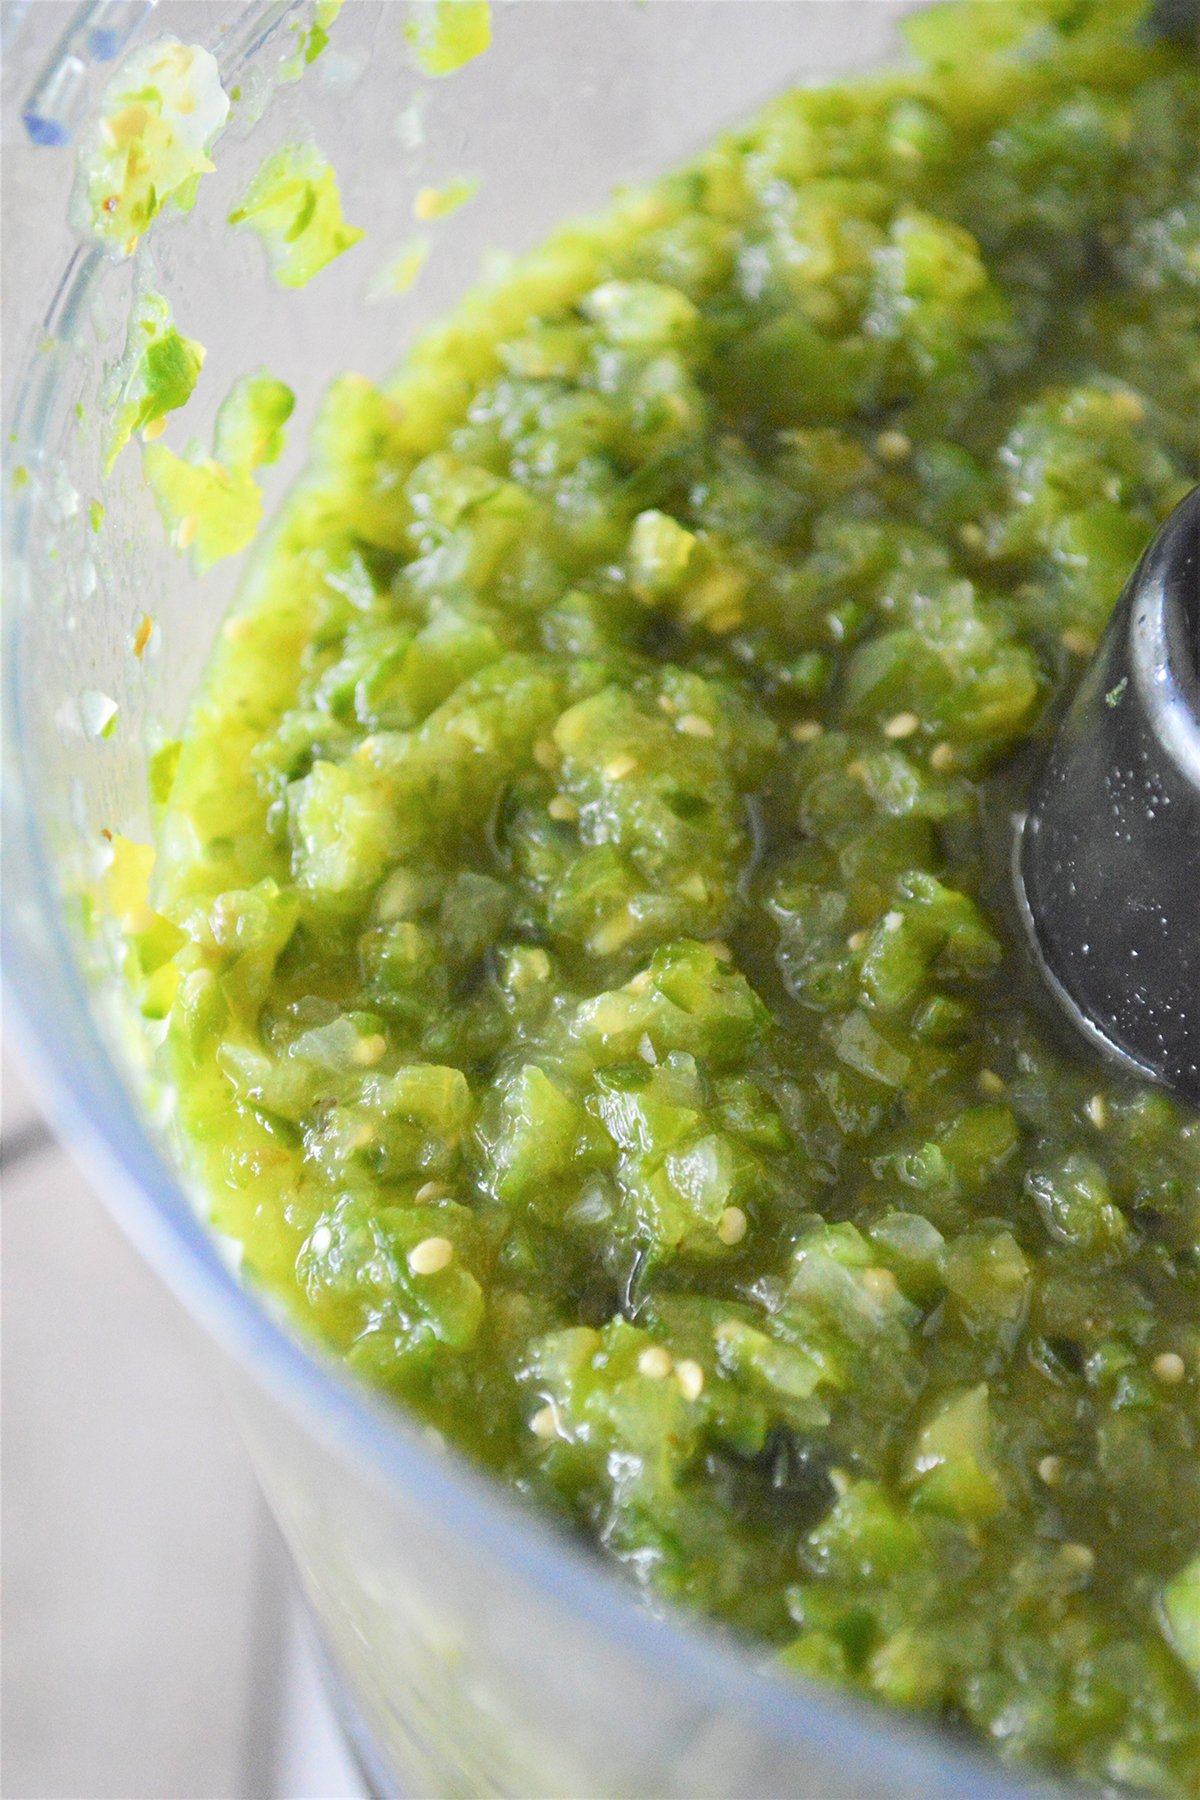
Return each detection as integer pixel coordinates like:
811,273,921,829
2,1044,367,1800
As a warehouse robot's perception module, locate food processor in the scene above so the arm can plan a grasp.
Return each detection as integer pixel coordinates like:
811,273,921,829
1,4,1155,1795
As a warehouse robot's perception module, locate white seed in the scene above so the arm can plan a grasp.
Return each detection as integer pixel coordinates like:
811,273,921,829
676,712,715,739
591,909,639,955
717,1205,748,1247
1037,1454,1063,1487
862,1267,899,1302
603,754,637,781
883,711,920,740
638,1346,673,1380
1058,1543,1095,1576
847,929,870,952
978,1069,1007,1097
929,741,957,773
414,1180,447,1203
958,521,986,553
676,1359,705,1402
875,429,912,463
530,1403,560,1440
407,1236,454,1277
548,795,579,822
707,940,733,962
1153,1351,1186,1385
883,910,904,931
1085,1093,1107,1129
309,1224,333,1256
1110,389,1145,423
505,948,550,993
790,719,823,744
352,1033,387,1066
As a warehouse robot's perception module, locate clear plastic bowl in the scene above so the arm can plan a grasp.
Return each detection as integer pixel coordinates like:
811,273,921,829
2,5,1056,1794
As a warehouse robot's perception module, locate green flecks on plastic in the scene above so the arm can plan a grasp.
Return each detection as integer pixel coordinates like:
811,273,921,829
89,500,105,532
142,446,261,572
228,143,364,288
105,291,205,472
149,739,183,809
368,237,431,299
281,0,345,80
413,176,477,221
74,38,229,255
214,371,296,474
141,368,291,568
405,0,491,76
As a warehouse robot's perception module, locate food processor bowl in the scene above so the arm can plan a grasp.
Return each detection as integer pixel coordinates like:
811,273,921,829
2,5,1058,1794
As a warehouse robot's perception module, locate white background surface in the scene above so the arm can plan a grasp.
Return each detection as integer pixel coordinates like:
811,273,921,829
2,1043,367,1800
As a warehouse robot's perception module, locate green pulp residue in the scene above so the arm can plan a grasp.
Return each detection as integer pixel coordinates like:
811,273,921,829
368,237,431,301
405,0,491,77
143,370,294,570
229,143,365,289
214,371,295,474
413,176,478,222
75,38,229,255
105,290,205,472
281,0,345,81
137,3,1199,1794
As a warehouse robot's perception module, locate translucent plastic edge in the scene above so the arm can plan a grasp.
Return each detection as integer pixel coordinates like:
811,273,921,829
18,0,305,145
22,0,160,147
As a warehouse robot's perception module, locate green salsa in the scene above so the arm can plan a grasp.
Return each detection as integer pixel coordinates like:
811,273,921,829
138,1,1200,1789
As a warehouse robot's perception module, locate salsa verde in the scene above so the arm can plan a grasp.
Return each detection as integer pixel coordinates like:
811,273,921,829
137,2,1200,1790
